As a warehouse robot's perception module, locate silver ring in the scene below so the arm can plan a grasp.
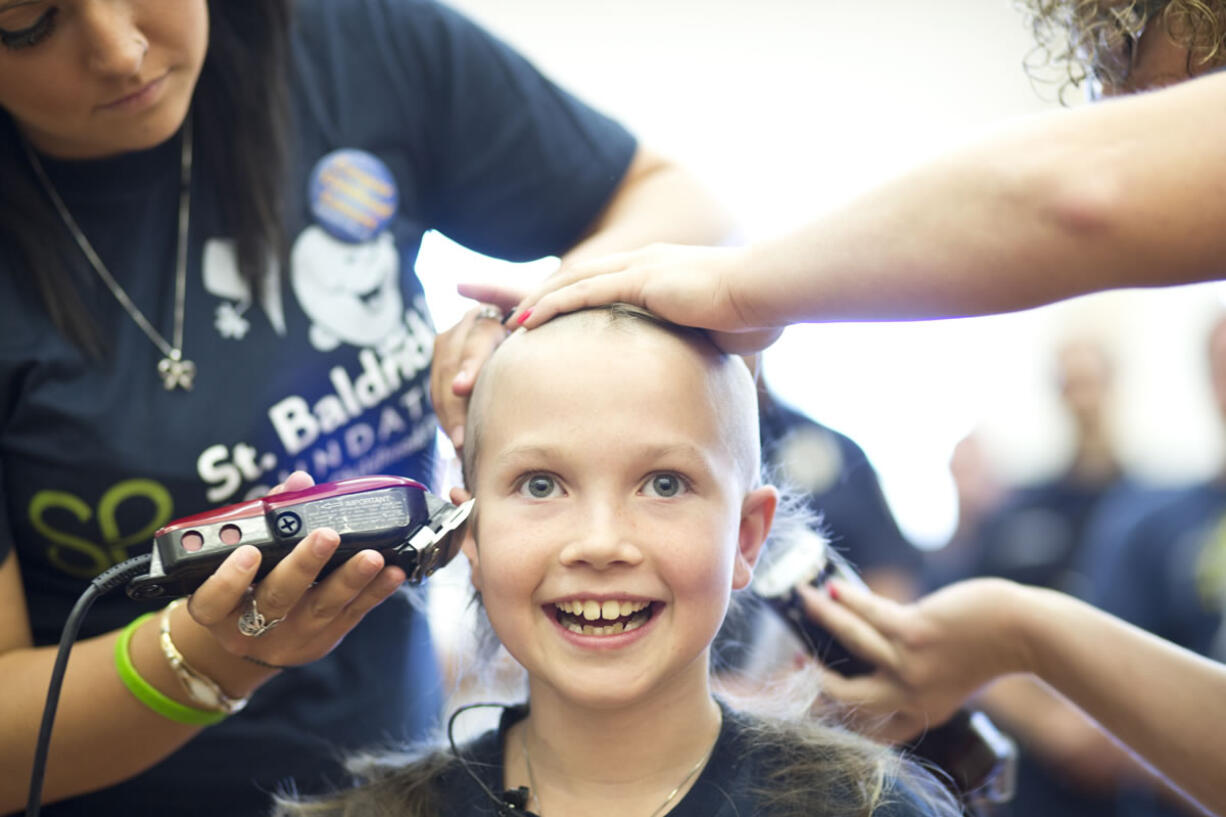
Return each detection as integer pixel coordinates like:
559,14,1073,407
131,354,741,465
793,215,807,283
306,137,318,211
237,592,286,638
474,304,504,323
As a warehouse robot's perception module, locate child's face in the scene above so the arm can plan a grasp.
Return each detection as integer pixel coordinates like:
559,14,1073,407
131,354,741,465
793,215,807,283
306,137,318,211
461,317,776,711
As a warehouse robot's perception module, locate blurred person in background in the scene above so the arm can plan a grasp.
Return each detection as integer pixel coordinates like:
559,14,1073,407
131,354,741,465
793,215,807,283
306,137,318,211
966,338,1127,599
1078,313,1226,815
922,430,1006,591
953,337,1182,816
1093,314,1226,666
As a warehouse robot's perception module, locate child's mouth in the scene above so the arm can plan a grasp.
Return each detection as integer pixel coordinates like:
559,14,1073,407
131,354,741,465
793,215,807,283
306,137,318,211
553,599,655,636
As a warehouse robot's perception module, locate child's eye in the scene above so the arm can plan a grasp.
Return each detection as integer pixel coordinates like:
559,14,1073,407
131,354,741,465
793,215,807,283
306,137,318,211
518,474,560,499
0,7,59,51
642,472,687,498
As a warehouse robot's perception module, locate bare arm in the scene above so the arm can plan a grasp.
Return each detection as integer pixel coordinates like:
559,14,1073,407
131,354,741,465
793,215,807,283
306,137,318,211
0,475,404,812
802,578,1226,816
0,548,220,810
514,72,1226,344
976,675,1158,791
1019,587,1226,815
555,147,735,266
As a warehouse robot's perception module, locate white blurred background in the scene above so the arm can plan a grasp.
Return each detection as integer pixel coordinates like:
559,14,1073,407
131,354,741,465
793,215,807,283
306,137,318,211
416,0,1226,551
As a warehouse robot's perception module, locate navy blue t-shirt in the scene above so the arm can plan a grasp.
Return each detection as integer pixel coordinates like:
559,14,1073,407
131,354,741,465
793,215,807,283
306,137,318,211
1090,481,1226,658
0,1,635,815
433,703,953,817
964,475,1141,599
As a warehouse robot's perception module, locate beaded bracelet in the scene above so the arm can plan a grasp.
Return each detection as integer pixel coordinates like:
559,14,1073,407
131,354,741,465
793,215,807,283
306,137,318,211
114,612,229,727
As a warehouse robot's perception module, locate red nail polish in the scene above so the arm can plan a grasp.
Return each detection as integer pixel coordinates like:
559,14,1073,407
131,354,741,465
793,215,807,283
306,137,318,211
517,308,532,325
828,582,839,601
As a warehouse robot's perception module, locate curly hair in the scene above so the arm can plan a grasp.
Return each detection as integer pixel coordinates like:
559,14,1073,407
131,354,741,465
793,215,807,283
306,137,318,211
1017,0,1226,101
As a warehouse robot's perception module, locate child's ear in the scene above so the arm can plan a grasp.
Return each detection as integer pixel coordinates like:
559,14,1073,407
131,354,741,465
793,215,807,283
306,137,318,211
450,487,482,592
732,485,777,590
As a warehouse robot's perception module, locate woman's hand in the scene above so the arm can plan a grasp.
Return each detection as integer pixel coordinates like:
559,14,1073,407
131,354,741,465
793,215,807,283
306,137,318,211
504,243,784,354
182,472,407,669
799,577,1032,743
429,297,520,449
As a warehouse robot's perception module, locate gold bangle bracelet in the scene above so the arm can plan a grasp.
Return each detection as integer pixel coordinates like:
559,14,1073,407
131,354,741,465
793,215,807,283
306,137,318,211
160,599,248,715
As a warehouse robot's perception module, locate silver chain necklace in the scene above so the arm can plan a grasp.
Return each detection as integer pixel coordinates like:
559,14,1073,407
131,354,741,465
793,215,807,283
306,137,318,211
23,121,196,391
517,717,718,817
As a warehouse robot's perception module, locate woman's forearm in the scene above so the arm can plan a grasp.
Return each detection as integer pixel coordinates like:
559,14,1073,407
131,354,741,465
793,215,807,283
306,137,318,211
561,148,736,266
0,626,203,811
736,72,1226,326
0,586,274,811
1017,585,1226,815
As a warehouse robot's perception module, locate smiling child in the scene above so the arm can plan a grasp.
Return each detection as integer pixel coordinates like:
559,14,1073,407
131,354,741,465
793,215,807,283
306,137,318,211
276,304,957,817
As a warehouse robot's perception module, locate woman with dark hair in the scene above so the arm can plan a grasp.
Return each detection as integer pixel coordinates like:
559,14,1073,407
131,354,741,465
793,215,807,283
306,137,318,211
0,2,730,815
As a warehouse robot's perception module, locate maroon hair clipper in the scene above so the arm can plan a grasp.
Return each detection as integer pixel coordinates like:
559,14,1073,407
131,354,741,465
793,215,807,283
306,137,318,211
126,476,473,600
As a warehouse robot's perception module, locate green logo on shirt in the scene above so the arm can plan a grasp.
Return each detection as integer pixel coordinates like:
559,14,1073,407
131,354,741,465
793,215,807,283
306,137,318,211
28,480,173,578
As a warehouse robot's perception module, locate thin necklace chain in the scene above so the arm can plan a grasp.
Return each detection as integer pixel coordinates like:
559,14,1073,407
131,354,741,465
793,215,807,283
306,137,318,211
517,715,719,817
23,119,196,390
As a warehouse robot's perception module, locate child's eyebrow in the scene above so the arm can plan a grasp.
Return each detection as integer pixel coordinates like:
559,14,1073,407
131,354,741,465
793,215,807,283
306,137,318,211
632,443,718,469
493,442,722,473
492,444,557,466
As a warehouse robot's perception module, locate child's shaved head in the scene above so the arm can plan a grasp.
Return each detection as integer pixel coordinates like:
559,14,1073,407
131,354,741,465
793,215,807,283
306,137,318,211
462,305,761,492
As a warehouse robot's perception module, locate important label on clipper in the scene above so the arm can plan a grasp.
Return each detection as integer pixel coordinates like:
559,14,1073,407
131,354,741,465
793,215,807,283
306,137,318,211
298,489,410,535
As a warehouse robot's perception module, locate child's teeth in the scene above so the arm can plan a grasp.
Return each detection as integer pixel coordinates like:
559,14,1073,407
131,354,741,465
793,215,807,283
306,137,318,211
556,599,653,634
556,599,648,616
563,615,646,636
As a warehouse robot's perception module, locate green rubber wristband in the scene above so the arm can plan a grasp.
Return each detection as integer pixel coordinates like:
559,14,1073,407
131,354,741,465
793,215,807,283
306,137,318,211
114,612,228,727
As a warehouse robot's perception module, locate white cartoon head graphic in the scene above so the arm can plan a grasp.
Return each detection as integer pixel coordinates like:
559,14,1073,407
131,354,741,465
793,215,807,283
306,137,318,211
291,226,404,350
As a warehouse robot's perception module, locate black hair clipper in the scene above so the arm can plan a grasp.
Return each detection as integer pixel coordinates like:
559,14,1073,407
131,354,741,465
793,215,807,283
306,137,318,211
751,525,1016,815
126,476,473,600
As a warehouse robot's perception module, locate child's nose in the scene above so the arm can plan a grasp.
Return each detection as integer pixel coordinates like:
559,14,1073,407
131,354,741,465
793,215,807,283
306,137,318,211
558,503,644,570
84,3,148,79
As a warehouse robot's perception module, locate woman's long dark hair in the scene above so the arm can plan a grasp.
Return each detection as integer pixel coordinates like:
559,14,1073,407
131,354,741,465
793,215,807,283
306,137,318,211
0,0,293,357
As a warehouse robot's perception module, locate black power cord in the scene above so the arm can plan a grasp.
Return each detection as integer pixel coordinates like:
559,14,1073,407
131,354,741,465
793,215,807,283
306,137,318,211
26,569,536,817
25,554,152,817
447,702,540,817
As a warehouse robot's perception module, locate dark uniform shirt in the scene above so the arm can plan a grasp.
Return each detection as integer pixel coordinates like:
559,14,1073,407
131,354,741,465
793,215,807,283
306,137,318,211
435,703,953,817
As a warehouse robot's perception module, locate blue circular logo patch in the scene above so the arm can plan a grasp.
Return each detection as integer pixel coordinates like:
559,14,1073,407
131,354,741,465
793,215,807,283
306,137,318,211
308,149,399,243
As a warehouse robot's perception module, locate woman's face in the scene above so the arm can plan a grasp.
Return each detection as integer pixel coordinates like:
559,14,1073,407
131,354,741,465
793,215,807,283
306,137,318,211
0,0,208,158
